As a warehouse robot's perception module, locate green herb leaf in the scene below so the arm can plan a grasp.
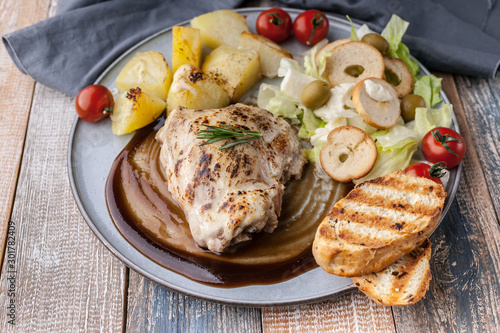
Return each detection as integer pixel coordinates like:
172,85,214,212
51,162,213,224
196,124,263,150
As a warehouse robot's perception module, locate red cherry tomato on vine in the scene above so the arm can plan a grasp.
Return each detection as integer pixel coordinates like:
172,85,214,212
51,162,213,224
256,8,293,43
404,162,446,185
421,127,466,168
75,84,114,122
293,9,329,46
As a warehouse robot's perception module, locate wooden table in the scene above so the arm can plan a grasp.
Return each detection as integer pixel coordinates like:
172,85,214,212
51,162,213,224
1,1,499,332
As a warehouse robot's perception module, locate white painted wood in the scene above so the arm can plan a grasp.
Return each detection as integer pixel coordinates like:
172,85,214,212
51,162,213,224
0,84,127,332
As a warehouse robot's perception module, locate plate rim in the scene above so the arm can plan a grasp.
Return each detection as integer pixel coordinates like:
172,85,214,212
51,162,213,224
67,7,462,306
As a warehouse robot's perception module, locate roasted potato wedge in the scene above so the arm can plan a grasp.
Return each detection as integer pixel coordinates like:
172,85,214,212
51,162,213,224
239,31,293,78
172,26,202,73
202,45,261,102
115,51,173,100
166,65,230,113
190,9,248,49
111,87,166,135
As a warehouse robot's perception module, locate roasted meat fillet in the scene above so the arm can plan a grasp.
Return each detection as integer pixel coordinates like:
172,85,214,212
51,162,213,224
156,103,306,252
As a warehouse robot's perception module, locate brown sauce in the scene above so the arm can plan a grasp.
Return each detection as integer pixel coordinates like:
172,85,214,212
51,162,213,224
105,117,353,287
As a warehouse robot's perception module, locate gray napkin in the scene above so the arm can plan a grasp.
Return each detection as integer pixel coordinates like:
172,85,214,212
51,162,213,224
3,0,500,97
277,0,500,79
2,0,243,97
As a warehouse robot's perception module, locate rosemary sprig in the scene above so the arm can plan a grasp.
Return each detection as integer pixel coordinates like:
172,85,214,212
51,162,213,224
196,124,263,150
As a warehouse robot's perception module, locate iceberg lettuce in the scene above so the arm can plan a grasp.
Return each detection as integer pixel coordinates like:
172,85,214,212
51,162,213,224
381,15,419,77
303,39,330,80
353,123,419,184
354,135,418,184
298,106,326,139
413,75,443,107
257,84,301,124
346,16,359,41
414,104,453,138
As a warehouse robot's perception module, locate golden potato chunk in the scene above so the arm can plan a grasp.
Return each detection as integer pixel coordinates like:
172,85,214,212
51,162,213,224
202,45,261,102
190,9,248,49
167,65,230,113
111,87,166,135
172,26,202,73
115,51,173,100
239,31,293,78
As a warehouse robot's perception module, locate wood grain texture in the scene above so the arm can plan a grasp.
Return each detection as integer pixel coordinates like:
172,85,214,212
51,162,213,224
0,84,127,332
262,290,395,332
0,0,52,267
126,270,262,333
391,74,500,332
453,74,500,219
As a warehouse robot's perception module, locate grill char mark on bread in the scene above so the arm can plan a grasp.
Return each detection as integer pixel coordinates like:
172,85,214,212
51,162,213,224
313,170,446,277
352,239,432,306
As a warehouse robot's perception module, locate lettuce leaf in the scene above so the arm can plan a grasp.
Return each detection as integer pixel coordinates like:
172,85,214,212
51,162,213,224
298,106,326,139
354,138,418,184
413,75,443,107
353,123,419,183
373,124,419,149
257,84,301,124
414,104,453,138
346,16,359,41
394,43,419,77
304,40,330,80
381,14,419,77
381,14,408,55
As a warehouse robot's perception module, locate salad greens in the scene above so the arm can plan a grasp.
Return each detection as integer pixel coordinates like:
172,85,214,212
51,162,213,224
413,75,443,107
381,15,419,78
257,14,454,182
347,16,359,41
414,104,453,138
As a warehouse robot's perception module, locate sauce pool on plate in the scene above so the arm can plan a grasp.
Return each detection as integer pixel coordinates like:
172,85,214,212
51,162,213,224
105,117,352,287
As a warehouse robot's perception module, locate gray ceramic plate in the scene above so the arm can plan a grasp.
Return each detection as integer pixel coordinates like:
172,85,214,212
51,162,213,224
68,8,461,306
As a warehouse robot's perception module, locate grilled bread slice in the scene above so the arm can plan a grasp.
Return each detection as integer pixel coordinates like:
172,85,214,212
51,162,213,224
312,169,446,277
352,239,432,306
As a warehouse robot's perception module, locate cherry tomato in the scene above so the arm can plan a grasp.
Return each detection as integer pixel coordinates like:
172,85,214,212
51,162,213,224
421,127,466,168
293,9,329,46
404,162,446,185
256,8,292,43
75,84,114,122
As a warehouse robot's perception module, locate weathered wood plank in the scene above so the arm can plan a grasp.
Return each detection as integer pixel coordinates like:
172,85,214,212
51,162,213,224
126,270,262,333
262,290,395,332
453,75,500,220
0,84,127,332
0,0,52,267
392,74,500,332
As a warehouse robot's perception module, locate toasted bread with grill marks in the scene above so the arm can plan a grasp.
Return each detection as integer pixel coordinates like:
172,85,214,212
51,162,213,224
352,239,432,306
312,169,446,277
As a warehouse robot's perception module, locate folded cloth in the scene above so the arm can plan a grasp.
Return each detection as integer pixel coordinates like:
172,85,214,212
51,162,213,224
3,0,500,97
2,0,244,97
276,0,500,79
